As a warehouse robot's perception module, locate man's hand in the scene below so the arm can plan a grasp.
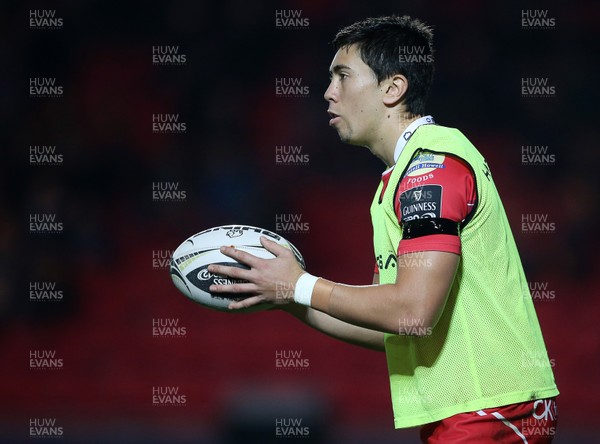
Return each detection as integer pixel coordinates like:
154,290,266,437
208,236,305,310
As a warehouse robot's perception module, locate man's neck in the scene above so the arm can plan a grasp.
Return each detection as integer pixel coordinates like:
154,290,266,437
369,113,422,167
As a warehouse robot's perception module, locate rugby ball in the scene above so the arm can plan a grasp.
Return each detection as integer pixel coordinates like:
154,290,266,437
169,225,305,312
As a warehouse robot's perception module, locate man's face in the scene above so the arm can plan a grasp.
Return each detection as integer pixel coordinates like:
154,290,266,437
324,44,384,146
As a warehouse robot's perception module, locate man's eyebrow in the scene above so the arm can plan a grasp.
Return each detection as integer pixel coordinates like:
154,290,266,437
329,64,352,75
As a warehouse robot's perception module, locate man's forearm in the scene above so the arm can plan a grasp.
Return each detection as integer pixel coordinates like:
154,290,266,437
307,251,459,335
311,280,420,334
283,304,385,352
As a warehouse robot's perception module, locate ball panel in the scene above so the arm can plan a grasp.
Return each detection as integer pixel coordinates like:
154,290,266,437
170,266,191,298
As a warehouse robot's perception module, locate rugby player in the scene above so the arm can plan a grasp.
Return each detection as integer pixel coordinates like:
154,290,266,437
209,16,558,443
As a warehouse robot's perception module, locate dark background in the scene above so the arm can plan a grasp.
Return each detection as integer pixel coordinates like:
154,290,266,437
1,0,599,442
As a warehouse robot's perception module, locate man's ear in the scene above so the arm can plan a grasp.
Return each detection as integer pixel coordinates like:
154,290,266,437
382,74,408,106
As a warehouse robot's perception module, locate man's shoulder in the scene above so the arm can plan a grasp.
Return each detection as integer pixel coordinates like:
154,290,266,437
411,124,479,161
416,123,468,143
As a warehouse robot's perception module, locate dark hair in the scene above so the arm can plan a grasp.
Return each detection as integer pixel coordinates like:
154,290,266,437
333,15,434,115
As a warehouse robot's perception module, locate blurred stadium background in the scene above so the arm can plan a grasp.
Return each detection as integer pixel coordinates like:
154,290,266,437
1,0,598,442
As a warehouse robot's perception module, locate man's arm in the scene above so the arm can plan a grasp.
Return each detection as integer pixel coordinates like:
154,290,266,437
309,251,458,334
278,272,385,352
209,241,458,336
282,303,385,351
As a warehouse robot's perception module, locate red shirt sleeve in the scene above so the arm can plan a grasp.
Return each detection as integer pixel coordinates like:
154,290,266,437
395,153,476,255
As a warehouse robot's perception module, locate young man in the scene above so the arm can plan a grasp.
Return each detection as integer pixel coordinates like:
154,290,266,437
208,16,558,443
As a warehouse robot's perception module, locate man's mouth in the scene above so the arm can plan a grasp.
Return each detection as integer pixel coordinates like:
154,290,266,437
328,110,341,126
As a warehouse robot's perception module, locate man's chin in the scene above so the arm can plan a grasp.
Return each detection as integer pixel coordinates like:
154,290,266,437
335,129,354,144
338,133,360,146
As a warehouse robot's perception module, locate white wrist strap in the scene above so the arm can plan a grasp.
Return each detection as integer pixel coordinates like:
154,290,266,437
294,273,318,306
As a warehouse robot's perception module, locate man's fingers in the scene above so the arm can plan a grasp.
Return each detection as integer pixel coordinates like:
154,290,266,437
208,263,251,281
260,236,290,257
228,296,265,310
207,239,297,307
219,245,260,267
209,282,257,294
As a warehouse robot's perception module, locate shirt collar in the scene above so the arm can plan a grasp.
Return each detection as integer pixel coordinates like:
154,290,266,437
393,115,435,164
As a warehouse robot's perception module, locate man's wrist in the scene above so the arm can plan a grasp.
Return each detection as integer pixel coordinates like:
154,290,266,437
294,273,319,306
293,273,335,313
311,278,335,312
